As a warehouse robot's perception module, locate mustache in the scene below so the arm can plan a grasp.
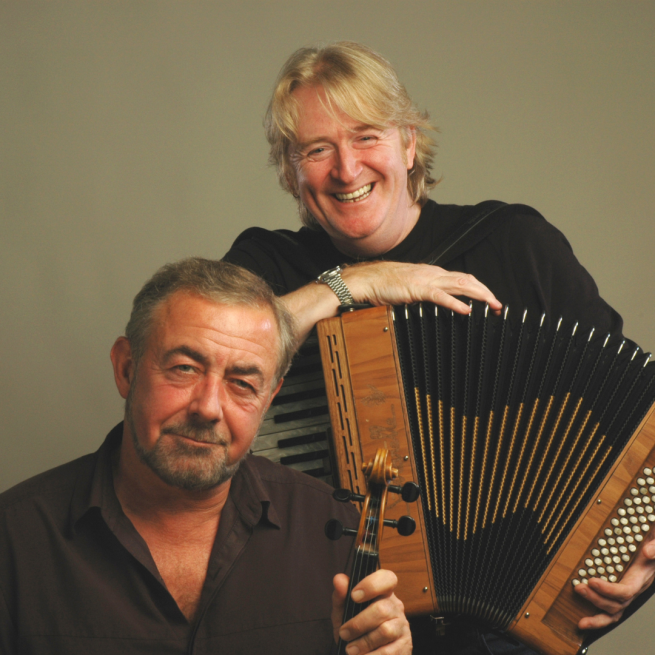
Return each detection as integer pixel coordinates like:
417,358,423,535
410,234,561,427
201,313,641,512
161,420,228,446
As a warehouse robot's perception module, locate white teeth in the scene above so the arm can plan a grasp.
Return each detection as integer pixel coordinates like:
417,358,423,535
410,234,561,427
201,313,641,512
335,184,372,202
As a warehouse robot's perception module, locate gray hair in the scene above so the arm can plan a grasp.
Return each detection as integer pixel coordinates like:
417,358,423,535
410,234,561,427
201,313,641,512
265,41,438,229
125,258,297,383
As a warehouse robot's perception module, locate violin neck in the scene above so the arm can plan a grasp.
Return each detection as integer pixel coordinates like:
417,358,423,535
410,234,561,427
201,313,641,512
336,550,378,654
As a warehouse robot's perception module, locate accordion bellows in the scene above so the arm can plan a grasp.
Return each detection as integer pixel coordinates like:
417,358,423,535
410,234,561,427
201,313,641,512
317,303,655,655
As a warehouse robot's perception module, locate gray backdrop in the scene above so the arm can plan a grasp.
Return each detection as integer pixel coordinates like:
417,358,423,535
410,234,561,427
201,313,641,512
1,2,653,653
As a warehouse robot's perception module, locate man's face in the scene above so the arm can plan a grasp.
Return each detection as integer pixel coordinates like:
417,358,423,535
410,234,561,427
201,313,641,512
290,85,418,257
119,292,282,491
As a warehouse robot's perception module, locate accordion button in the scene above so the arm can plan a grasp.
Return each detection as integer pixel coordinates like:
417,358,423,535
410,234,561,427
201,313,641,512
572,579,581,586
607,565,615,573
599,538,608,547
588,568,597,576
613,556,622,563
618,508,627,516
628,544,637,552
622,527,631,534
605,529,613,536
609,537,617,545
636,534,644,542
626,535,635,543
648,477,655,485
640,487,649,495
619,546,628,553
620,518,629,525
639,516,648,524
600,576,608,581
627,507,636,515
592,549,601,557
611,518,620,526
595,558,603,566
631,489,639,497
622,554,631,562
638,477,646,485
585,558,594,567
645,468,653,476
604,557,612,565
601,548,610,556
629,517,638,524
617,564,624,572
610,547,618,554
634,496,642,505
609,575,617,582
648,482,655,490
616,536,625,544
579,569,587,577
625,498,633,506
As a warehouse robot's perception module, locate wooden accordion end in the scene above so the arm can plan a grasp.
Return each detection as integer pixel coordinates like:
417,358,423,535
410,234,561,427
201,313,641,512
316,303,655,655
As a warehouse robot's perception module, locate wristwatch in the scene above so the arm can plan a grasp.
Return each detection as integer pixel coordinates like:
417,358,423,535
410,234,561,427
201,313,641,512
316,266,355,306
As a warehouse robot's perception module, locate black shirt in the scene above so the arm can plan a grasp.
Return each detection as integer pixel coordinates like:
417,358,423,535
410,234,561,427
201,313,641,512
0,424,358,654
223,199,622,336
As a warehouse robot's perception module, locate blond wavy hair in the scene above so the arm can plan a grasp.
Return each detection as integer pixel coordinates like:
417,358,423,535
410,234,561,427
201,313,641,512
265,41,438,228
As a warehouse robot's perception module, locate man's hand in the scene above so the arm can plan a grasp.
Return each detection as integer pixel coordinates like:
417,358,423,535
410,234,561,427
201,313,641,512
575,534,655,629
331,569,412,655
284,261,502,343
341,261,501,316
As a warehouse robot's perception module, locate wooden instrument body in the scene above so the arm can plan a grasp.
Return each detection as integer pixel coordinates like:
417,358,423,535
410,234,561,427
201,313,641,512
317,305,655,655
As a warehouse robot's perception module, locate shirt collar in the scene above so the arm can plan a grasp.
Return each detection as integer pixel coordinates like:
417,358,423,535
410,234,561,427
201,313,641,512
224,455,281,530
69,422,124,532
69,424,280,531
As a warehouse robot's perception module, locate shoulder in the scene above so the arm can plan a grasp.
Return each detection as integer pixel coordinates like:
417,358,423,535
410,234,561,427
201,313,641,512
0,453,94,514
488,204,574,255
244,455,359,521
226,226,329,258
246,454,338,497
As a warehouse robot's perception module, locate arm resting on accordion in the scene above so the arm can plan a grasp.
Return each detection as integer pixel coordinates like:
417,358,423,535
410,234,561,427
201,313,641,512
331,569,412,655
282,260,502,342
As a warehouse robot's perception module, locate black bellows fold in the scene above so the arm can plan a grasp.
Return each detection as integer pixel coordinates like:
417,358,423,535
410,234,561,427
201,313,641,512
393,302,655,629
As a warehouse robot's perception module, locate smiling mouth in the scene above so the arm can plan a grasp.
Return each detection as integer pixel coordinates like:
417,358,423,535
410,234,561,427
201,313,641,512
334,183,372,203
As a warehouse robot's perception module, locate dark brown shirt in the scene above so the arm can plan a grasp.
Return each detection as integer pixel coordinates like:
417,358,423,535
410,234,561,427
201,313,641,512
0,424,358,654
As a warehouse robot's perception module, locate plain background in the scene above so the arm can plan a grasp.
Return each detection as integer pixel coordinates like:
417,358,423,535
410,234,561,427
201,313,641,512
1,2,653,652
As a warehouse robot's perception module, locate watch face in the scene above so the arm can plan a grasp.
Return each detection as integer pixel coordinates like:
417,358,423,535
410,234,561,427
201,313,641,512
319,267,341,282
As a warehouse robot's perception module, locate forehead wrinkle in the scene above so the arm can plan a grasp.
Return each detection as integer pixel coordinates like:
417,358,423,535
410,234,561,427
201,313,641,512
151,293,280,375
161,345,208,366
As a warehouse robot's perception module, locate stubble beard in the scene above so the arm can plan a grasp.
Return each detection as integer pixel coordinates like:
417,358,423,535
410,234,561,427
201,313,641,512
125,385,243,492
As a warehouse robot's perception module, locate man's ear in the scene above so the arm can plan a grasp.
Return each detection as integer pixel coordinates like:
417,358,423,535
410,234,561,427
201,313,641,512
266,377,285,412
404,126,417,171
110,337,134,400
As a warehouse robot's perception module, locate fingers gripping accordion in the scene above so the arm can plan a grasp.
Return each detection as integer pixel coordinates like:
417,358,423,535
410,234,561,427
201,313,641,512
315,303,655,655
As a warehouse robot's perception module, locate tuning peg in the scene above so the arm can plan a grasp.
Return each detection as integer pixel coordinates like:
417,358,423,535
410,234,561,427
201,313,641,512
333,488,366,503
325,519,357,540
383,515,416,536
388,482,420,503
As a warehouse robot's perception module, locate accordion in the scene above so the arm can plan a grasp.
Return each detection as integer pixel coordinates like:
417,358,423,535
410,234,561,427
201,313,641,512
311,303,655,655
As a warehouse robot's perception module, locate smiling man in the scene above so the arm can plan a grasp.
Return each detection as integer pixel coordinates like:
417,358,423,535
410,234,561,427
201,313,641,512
0,258,411,655
222,42,655,654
